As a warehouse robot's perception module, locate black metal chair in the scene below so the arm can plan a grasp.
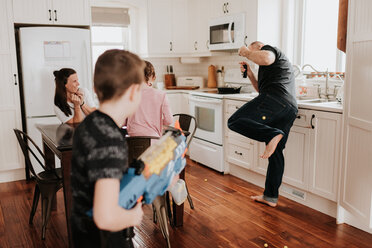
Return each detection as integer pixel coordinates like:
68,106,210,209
13,129,63,240
172,113,197,210
126,136,172,248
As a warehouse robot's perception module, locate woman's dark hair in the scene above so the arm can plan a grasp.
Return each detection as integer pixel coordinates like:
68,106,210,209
144,61,155,82
94,49,145,102
54,68,76,117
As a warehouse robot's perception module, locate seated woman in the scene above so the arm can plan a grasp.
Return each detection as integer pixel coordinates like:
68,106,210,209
53,68,96,124
126,61,173,138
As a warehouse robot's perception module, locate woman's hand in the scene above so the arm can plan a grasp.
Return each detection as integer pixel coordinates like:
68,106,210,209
71,94,83,106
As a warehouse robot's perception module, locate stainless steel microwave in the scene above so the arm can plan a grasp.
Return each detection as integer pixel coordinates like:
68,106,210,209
208,12,246,51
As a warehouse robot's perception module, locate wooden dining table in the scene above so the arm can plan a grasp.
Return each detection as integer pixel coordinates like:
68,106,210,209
36,123,186,247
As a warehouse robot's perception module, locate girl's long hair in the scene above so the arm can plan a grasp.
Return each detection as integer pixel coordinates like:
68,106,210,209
54,68,76,117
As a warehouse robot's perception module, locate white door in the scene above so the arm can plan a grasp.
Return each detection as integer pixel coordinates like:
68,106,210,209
147,0,172,54
0,0,24,176
189,0,211,54
339,0,372,230
309,111,342,201
19,27,93,118
172,0,189,54
12,0,52,24
209,0,226,18
52,0,90,26
282,126,311,191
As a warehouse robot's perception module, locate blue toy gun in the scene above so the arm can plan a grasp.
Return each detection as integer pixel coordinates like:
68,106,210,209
87,128,187,216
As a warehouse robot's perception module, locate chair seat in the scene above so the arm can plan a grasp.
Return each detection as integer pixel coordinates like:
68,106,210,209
37,168,62,182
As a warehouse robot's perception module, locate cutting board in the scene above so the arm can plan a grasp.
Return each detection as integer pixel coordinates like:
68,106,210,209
166,86,200,90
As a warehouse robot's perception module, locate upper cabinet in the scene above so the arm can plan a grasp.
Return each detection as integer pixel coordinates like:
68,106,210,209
12,0,90,26
188,0,210,55
147,0,189,56
210,0,245,18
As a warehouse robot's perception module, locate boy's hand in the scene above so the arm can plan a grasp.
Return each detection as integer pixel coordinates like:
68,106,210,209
130,203,144,227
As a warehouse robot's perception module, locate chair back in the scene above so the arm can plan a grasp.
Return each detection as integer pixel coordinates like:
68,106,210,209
173,114,197,148
13,129,58,180
126,136,159,162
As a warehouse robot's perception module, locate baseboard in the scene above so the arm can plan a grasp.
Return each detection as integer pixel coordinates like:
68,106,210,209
0,168,26,183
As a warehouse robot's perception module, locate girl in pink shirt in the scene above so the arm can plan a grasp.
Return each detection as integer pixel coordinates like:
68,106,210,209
126,61,173,137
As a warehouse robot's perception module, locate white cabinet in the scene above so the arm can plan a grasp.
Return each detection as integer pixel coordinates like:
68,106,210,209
12,0,90,26
147,0,189,56
0,0,24,178
309,111,342,201
166,92,189,115
210,0,245,18
188,0,211,55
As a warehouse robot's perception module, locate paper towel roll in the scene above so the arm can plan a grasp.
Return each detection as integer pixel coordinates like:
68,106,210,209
207,65,217,88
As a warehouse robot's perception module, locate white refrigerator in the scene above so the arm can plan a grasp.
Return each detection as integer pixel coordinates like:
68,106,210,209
18,27,92,171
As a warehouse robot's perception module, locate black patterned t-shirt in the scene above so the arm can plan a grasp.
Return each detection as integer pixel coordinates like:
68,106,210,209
70,110,128,239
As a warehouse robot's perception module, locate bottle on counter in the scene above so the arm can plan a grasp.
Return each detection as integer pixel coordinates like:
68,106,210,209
216,67,224,87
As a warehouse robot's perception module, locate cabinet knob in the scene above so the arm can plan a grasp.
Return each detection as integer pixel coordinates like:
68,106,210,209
170,41,173,51
223,3,226,13
54,10,57,21
226,2,229,13
48,9,52,21
14,74,17,86
244,36,248,46
235,151,242,156
235,106,239,110
194,41,198,51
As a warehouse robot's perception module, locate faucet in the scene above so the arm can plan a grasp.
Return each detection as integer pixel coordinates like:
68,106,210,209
301,64,331,100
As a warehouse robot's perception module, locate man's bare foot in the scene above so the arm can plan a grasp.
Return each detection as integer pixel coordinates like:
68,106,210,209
260,134,283,159
251,195,277,207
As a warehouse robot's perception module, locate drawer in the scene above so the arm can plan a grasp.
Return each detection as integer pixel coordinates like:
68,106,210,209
227,142,254,169
293,109,309,127
224,100,246,118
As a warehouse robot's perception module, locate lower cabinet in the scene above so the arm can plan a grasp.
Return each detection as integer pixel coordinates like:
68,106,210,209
166,92,189,115
224,98,342,202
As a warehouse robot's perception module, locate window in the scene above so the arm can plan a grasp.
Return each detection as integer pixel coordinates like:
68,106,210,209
284,0,345,72
91,7,131,67
91,26,130,67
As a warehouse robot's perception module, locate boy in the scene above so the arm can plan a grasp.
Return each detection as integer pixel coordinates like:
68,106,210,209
70,49,145,247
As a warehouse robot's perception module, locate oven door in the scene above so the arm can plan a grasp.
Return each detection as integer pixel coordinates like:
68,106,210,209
189,95,223,145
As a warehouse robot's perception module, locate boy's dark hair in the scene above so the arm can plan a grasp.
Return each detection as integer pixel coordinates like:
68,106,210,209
144,60,155,82
54,68,76,116
94,49,145,102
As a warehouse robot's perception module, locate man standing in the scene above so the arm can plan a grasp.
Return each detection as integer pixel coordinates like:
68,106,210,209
228,41,298,207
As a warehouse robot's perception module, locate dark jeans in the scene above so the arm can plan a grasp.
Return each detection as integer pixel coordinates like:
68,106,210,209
228,93,298,199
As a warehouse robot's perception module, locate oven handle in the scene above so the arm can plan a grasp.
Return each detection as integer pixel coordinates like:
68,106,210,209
189,96,223,104
228,21,233,44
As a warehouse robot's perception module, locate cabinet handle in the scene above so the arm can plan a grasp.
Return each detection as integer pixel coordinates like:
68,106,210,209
235,106,239,109
226,2,229,13
223,3,226,13
54,10,57,21
194,41,198,51
310,114,315,129
206,40,210,49
14,74,17,85
169,41,173,51
296,115,301,119
235,151,242,156
244,36,248,46
48,9,52,21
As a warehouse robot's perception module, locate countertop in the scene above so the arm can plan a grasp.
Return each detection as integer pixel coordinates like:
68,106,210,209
165,89,343,113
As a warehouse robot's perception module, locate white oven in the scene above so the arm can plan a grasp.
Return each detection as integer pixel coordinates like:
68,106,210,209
189,94,224,172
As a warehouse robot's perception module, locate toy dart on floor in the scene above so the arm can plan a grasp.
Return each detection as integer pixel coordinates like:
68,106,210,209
87,126,188,217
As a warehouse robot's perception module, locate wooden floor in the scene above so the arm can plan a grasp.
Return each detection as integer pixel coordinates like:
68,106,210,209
1,159,372,248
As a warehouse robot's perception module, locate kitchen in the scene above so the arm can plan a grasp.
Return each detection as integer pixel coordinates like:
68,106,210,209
0,0,371,247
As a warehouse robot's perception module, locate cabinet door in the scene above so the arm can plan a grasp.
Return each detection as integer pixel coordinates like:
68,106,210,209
12,0,52,24
147,0,172,54
166,93,182,115
225,0,246,15
180,93,190,115
252,141,268,175
209,0,227,18
171,0,189,54
189,0,211,54
52,0,90,26
309,111,342,201
0,0,24,174
282,126,311,190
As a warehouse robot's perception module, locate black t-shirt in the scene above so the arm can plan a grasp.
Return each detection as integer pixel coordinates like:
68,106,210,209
258,45,297,107
70,110,128,246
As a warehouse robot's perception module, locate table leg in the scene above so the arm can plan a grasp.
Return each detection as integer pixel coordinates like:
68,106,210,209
43,141,57,210
61,151,73,248
172,169,185,227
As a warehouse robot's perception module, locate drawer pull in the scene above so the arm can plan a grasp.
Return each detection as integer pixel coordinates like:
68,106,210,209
296,115,301,119
234,151,243,156
235,106,239,109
